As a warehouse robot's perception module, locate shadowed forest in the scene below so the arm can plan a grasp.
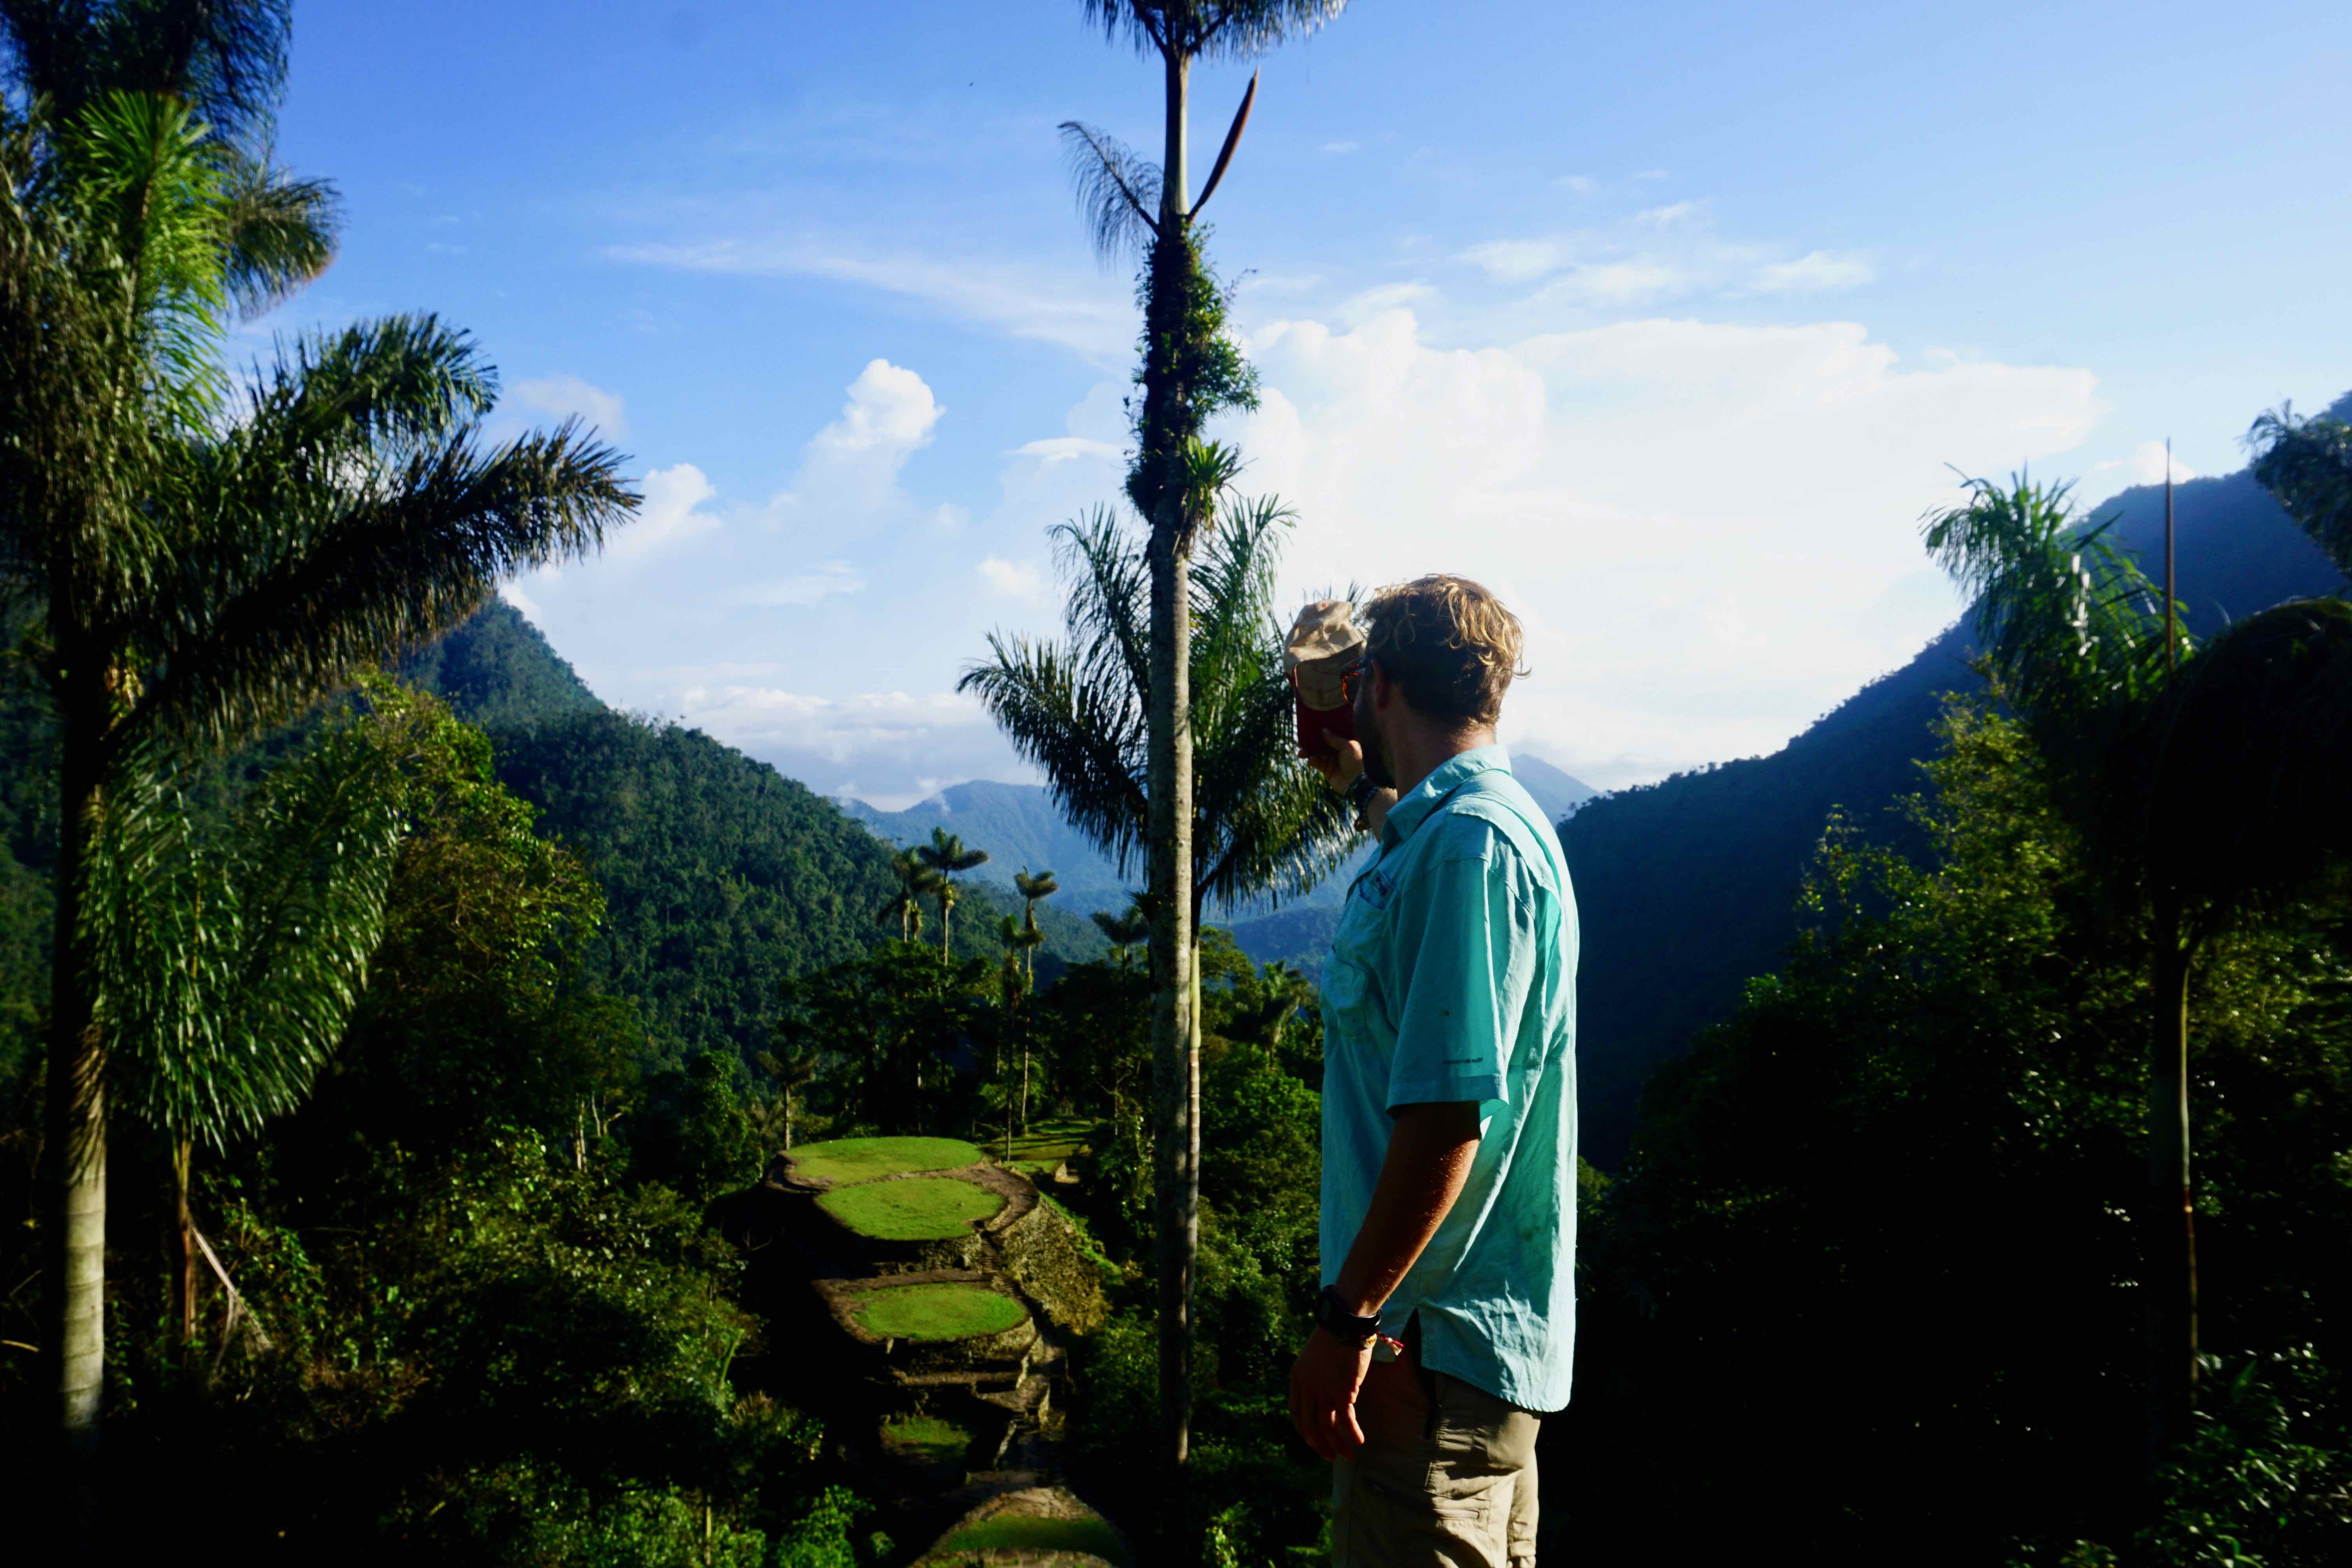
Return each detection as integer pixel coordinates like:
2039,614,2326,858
5,4,2352,1567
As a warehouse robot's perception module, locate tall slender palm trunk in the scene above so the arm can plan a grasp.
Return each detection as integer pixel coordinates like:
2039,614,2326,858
45,681,107,1455
1143,40,1201,1478
2147,892,2199,1467
172,1137,198,1351
1147,524,1198,1474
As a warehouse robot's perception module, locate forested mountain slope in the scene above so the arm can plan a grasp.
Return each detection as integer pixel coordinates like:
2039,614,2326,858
0,601,1104,1081
401,603,1106,1063
1568,421,2351,1167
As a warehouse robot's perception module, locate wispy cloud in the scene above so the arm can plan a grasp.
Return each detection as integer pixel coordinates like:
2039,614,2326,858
610,238,1129,361
980,557,1053,603
1747,250,1875,294
1452,206,1873,314
721,562,867,607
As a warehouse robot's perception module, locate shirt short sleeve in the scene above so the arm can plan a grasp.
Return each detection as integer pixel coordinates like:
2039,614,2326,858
1385,825,1532,1112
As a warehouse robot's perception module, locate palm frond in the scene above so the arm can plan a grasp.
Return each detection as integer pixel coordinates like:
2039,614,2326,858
214,146,337,317
95,707,407,1146
65,88,234,419
960,628,1149,876
85,0,292,154
1076,1,1348,62
969,486,1350,919
1194,0,1350,60
1922,470,2179,735
1092,904,1151,947
1054,505,1151,700
1058,120,1161,265
122,318,632,759
2249,405,2352,582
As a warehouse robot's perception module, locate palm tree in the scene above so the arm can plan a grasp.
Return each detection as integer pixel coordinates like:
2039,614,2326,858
915,827,988,958
0,13,637,1451
878,848,940,943
1092,902,1152,971
1923,468,2352,1472
752,1045,820,1153
1062,2,1347,1473
1014,867,1061,982
1000,913,1048,1134
1232,958,1312,1066
962,493,1352,1465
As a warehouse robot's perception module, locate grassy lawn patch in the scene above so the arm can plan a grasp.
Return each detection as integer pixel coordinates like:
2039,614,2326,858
788,1136,983,1185
819,1177,1005,1241
939,1514,1127,1564
990,1118,1093,1176
882,1412,971,1465
850,1281,1027,1341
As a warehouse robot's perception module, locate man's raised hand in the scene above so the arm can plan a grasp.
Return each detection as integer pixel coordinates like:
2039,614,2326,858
1313,728,1364,794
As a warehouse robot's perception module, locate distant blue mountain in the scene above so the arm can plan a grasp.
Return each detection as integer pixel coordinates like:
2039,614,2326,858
838,750,1599,939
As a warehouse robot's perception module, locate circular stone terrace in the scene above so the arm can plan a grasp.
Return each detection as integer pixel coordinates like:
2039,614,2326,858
780,1137,1036,1252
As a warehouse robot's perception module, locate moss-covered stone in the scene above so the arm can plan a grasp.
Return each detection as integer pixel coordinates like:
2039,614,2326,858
996,1193,1112,1335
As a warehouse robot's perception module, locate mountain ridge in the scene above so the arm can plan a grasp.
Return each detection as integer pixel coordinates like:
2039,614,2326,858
1564,431,2350,1166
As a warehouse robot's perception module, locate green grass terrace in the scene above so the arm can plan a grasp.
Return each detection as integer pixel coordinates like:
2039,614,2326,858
783,1135,984,1185
817,1176,1005,1241
848,1280,1029,1342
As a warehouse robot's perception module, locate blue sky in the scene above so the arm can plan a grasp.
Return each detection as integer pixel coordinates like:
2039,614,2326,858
267,0,2352,804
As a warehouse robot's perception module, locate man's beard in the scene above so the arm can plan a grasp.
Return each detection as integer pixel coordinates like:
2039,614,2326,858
1355,689,1396,789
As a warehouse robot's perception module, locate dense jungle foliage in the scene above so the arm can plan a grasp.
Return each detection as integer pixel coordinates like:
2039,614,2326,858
1555,701,2352,1565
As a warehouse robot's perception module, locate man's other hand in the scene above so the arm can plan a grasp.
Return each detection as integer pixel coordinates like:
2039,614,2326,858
1289,1326,1374,1460
1312,729,1364,794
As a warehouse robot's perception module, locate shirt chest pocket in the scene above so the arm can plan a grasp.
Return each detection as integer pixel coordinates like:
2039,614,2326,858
1326,872,1394,1018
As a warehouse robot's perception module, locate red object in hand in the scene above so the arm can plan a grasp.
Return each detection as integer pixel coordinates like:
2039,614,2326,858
1296,688,1356,759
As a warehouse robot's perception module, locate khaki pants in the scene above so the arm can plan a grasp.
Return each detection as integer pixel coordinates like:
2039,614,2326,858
1331,1339,1541,1568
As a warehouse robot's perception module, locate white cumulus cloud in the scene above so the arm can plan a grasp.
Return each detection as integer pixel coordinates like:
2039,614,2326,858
770,358,944,525
1227,306,2104,784
607,462,722,562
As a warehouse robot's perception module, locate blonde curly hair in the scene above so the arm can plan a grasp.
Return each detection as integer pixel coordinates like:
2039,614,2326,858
1360,574,1527,726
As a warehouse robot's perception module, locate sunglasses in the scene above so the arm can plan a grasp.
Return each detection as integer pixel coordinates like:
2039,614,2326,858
1339,657,1370,703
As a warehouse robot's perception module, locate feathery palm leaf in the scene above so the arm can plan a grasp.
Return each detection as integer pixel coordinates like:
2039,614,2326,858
1059,120,1160,265
1922,471,2183,788
2249,405,2352,581
1078,0,1348,62
962,493,1352,919
91,709,407,1147
1092,904,1151,948
120,317,633,762
2,0,291,152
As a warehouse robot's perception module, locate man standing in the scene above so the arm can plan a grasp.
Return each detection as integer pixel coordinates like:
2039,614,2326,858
1290,575,1578,1568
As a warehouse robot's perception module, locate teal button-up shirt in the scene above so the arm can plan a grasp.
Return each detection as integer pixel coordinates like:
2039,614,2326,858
1319,745,1579,1412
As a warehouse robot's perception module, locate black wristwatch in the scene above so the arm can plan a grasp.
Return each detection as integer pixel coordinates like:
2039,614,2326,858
1315,1285,1381,1346
1345,772,1380,830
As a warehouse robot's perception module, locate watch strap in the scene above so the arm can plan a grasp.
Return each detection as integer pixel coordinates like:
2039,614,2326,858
1316,1285,1381,1345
